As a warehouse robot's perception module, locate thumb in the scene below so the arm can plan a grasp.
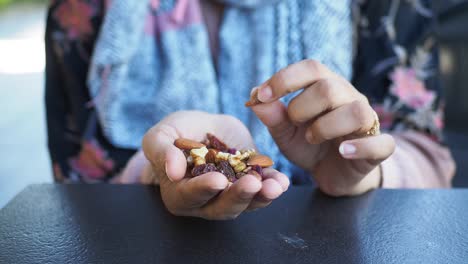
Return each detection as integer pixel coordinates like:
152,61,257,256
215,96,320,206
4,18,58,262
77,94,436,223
250,99,297,149
142,125,187,182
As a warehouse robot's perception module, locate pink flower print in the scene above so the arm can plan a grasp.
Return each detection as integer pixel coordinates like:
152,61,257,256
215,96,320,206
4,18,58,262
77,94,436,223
69,140,114,180
151,0,160,10
433,107,444,130
373,104,394,130
390,67,436,109
53,0,96,40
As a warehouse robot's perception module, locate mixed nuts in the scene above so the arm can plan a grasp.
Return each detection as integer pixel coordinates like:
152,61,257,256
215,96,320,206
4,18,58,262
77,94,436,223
174,133,274,182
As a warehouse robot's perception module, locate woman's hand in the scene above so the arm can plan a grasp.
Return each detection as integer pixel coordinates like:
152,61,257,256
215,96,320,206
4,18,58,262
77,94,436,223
142,111,289,220
250,60,395,196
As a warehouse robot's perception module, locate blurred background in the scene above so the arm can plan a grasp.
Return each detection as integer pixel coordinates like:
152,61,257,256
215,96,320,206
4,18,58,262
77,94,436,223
0,0,51,209
0,0,467,208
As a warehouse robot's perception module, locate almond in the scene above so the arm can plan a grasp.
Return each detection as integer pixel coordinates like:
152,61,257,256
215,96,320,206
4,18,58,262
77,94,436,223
174,138,205,150
205,149,218,164
247,154,274,167
245,89,262,107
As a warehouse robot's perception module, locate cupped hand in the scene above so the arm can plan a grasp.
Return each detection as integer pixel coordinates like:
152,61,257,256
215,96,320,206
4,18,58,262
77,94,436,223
250,60,395,196
142,111,289,220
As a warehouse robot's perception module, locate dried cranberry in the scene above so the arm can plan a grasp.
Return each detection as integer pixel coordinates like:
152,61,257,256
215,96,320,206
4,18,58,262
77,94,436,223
191,163,218,177
207,133,228,152
251,165,264,177
227,148,237,154
217,160,236,182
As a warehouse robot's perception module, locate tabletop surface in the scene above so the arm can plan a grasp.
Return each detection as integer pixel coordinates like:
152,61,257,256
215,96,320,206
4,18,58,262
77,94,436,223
0,184,467,264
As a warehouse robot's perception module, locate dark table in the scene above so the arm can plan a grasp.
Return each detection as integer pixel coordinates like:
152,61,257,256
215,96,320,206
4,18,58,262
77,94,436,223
1,184,467,264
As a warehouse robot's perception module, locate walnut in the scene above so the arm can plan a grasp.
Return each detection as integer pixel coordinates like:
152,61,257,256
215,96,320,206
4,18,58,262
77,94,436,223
215,151,230,162
240,149,256,160
233,162,247,173
190,147,208,166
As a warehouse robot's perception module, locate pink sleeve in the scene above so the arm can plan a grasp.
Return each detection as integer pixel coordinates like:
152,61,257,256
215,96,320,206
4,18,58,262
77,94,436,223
381,131,456,188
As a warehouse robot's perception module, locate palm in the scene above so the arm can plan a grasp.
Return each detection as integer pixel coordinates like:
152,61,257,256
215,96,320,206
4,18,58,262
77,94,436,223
162,111,256,150
143,111,289,219
273,125,326,172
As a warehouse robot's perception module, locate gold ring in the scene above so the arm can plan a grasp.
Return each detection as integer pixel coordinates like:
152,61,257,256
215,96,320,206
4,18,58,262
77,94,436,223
366,111,380,136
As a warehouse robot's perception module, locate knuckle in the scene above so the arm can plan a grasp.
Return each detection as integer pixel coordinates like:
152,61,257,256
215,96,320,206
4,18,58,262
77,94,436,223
316,79,335,103
303,59,322,73
309,123,326,141
319,181,349,197
271,68,290,91
357,93,369,104
287,102,304,123
351,101,373,129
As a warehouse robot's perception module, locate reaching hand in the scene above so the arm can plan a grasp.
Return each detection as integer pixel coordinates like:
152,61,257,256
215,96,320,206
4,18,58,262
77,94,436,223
250,60,395,196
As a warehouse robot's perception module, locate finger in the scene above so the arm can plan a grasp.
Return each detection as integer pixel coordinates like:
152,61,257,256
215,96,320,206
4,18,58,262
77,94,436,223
246,178,283,211
176,172,229,209
250,100,298,148
83,141,115,171
77,150,107,173
256,59,333,103
306,100,375,144
201,175,262,220
261,168,290,192
339,134,396,162
142,125,187,182
70,157,107,179
287,78,360,124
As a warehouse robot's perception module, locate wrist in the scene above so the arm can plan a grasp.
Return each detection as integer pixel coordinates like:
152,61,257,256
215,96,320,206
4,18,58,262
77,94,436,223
119,150,151,184
141,162,160,185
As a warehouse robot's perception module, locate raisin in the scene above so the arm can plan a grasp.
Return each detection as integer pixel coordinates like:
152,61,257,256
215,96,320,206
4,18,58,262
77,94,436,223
248,170,262,181
251,165,264,177
207,133,228,152
191,163,217,177
217,160,236,182
227,148,237,154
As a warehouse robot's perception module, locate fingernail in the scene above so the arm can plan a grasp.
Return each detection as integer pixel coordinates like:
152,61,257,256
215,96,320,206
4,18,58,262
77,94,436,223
165,161,174,182
250,86,259,96
339,143,356,156
257,85,273,102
